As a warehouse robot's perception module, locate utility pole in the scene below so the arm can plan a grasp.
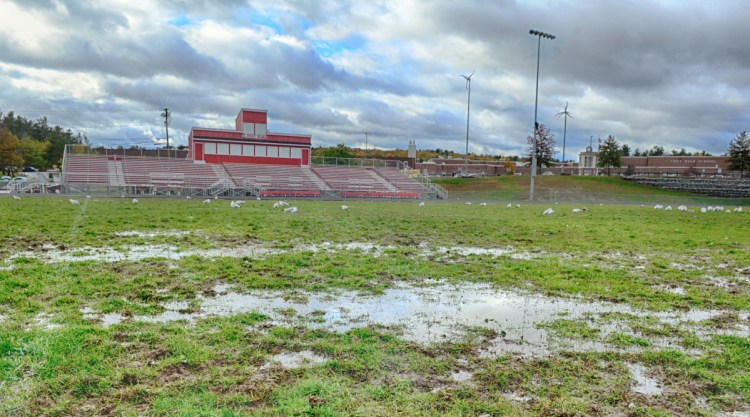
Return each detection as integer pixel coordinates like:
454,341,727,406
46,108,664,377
161,108,171,153
365,131,368,159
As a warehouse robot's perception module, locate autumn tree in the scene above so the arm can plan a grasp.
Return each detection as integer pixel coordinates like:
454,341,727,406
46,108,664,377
727,131,750,178
526,123,556,174
597,135,621,176
20,137,50,169
0,128,23,176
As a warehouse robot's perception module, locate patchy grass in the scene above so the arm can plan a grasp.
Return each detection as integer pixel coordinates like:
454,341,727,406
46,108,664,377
0,197,748,416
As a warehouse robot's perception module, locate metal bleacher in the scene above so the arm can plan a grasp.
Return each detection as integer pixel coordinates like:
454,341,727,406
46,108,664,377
60,146,447,199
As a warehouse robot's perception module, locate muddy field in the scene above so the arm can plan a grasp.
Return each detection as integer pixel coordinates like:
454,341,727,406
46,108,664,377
1,197,748,416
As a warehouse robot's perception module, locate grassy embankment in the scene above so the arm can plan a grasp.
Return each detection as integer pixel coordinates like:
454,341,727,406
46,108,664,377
434,174,750,205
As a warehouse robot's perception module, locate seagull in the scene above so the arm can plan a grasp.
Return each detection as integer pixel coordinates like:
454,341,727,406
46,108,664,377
700,207,707,213
677,205,688,211
273,201,290,208
664,205,672,211
733,207,743,212
572,208,582,213
132,198,139,204
465,202,472,205
12,195,20,201
506,203,512,208
516,204,521,208
479,202,487,206
202,199,211,204
419,201,425,207
186,196,192,199
543,208,554,215
726,210,732,214
230,201,241,208
85,195,91,199
69,199,80,205
341,205,349,210
283,206,298,213
654,204,664,209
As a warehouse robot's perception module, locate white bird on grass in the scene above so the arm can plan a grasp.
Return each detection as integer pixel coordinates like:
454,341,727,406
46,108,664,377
664,205,672,211
572,208,582,213
677,205,688,211
12,195,20,201
479,202,487,207
506,203,512,208
85,195,91,199
273,201,290,208
284,206,298,213
516,204,521,208
654,204,664,209
419,201,425,207
726,210,731,214
202,199,211,204
700,207,707,213
69,199,80,205
465,202,472,205
341,205,349,210
733,207,743,212
132,198,139,204
230,201,241,208
543,208,554,215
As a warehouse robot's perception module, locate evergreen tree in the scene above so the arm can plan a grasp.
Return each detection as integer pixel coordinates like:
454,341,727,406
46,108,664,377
597,135,621,176
526,123,556,174
648,145,664,156
621,144,631,156
727,131,750,178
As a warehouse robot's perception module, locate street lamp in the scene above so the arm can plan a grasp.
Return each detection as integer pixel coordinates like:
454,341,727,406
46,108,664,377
529,29,555,201
461,71,474,176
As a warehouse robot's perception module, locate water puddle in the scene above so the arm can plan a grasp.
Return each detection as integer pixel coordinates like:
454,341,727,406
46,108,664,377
32,313,62,330
261,350,327,369
503,392,533,402
114,230,191,238
627,363,662,396
450,370,473,383
7,241,537,264
78,281,749,357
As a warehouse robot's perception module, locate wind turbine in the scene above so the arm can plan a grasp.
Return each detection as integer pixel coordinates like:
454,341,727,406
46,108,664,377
460,71,474,176
555,102,573,163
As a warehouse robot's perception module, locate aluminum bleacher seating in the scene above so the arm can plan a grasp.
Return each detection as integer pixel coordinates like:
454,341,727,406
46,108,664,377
222,163,322,196
63,154,110,184
375,167,428,194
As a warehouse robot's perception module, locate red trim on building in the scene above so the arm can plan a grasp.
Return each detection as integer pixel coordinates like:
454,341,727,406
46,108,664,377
188,108,312,166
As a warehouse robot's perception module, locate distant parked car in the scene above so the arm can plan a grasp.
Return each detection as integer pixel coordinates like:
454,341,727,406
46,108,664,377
22,166,38,172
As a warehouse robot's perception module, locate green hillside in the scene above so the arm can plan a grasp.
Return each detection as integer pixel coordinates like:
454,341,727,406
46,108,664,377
433,175,750,204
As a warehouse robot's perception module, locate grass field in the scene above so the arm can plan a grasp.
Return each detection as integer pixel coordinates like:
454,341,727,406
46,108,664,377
1,193,749,416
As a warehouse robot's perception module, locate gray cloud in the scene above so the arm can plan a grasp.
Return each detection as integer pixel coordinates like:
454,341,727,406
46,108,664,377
0,0,748,157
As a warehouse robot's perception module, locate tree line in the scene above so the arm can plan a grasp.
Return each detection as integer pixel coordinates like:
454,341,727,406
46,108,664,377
527,124,750,177
0,112,85,175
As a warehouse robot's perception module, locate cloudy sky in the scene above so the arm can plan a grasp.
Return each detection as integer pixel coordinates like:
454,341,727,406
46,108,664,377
1,0,748,159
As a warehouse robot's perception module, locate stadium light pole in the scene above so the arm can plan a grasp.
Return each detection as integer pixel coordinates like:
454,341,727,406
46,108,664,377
461,71,474,176
529,29,555,201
